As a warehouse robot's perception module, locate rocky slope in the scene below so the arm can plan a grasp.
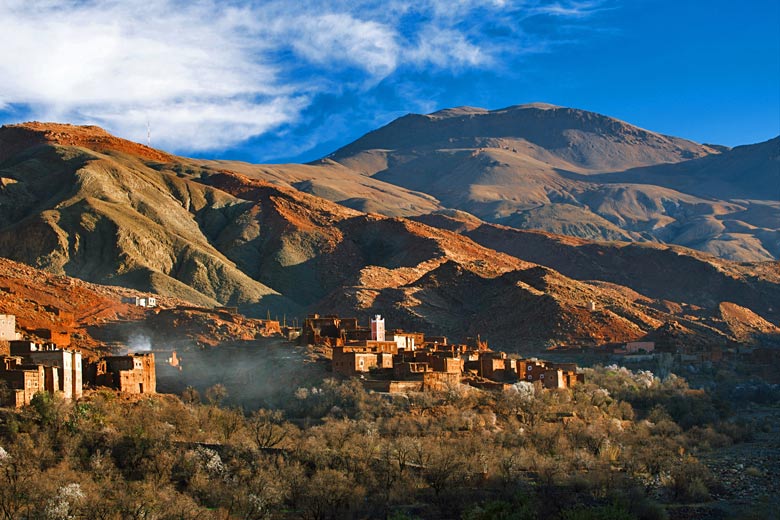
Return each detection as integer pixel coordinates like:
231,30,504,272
0,122,777,351
220,104,777,262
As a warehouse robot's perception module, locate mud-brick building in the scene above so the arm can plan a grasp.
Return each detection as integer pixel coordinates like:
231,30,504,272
0,314,19,341
0,357,45,407
90,353,156,394
9,341,82,399
303,314,363,346
392,331,424,351
332,348,393,377
32,328,71,348
516,359,584,389
468,352,516,380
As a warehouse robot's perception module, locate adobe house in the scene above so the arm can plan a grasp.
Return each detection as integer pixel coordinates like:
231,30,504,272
362,340,399,354
393,361,431,379
9,341,82,399
471,352,515,380
91,353,156,394
430,356,463,374
0,314,19,341
0,357,45,407
32,328,71,348
332,349,390,377
516,359,583,389
303,314,362,346
392,331,424,351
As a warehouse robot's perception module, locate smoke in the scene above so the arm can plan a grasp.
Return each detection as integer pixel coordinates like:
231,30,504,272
155,338,329,410
127,333,153,352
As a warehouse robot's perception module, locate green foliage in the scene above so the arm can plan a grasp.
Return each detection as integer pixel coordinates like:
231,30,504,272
0,369,756,519
30,392,55,425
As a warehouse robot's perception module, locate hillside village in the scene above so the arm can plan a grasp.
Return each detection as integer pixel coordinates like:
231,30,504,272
1,276,778,410
304,313,585,392
0,311,157,406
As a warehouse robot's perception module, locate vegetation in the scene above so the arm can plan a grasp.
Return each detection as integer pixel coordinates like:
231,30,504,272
0,365,769,519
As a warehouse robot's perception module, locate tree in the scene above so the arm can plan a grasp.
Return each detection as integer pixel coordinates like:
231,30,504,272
249,409,291,449
205,384,228,406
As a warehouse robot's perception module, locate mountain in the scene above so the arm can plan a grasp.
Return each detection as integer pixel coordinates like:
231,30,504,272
412,211,780,324
329,103,717,172
0,121,777,351
216,104,777,262
595,136,780,200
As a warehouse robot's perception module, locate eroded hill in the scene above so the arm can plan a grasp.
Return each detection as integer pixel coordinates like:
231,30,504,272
0,122,777,350
215,104,778,262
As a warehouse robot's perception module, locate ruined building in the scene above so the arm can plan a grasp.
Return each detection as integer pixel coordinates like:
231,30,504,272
302,314,365,346
87,353,156,394
0,341,83,406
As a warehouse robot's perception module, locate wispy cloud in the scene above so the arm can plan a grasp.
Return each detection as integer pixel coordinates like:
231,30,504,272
0,0,609,152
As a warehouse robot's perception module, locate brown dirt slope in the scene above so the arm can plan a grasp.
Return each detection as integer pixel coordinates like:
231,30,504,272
414,212,780,326
314,104,778,261
0,122,777,351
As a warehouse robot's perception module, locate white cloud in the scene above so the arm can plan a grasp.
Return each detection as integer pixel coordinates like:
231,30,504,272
0,0,607,152
287,14,399,77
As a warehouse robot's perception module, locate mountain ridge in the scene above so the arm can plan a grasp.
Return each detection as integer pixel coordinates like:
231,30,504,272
0,119,777,350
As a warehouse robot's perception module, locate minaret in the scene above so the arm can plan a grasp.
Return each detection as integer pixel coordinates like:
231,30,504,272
370,314,385,342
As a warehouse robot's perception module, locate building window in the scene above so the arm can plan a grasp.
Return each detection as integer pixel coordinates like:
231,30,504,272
527,375,532,380
540,374,545,379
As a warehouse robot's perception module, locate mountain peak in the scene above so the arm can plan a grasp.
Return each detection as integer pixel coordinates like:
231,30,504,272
500,102,563,111
331,103,716,172
0,121,172,163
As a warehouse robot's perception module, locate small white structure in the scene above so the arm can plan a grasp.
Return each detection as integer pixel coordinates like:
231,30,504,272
122,296,157,308
370,314,385,342
394,333,416,351
587,301,597,312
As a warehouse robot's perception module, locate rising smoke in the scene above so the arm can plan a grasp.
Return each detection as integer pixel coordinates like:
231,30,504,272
127,332,153,352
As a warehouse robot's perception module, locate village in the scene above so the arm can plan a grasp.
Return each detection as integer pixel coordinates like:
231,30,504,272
1,290,775,409
0,312,157,407
302,313,585,393
0,292,588,408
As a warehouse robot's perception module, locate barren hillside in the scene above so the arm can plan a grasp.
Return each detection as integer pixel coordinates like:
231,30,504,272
0,122,777,351
222,104,778,261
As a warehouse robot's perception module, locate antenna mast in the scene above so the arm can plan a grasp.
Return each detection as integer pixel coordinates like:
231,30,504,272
146,120,151,147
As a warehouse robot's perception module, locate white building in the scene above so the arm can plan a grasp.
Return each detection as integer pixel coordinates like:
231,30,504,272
0,314,20,341
122,296,158,308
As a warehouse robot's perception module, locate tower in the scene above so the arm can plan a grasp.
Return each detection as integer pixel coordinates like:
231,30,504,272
370,314,385,342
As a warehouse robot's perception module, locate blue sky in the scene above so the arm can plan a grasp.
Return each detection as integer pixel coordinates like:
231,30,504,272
0,0,777,163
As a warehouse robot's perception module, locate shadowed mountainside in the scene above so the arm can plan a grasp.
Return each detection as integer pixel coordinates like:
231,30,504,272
212,104,778,261
0,121,778,350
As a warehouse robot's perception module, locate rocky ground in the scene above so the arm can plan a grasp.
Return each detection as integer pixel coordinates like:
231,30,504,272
701,405,780,517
